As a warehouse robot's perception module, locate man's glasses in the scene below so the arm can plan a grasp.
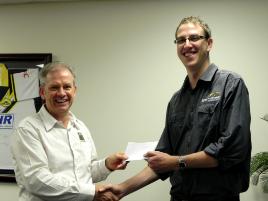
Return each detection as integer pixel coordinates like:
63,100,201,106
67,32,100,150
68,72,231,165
174,35,206,45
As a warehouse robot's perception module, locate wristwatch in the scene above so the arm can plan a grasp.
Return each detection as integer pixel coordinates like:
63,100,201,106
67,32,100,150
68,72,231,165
178,156,187,169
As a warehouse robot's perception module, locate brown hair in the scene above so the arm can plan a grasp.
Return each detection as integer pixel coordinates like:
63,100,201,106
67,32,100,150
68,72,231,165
175,16,211,39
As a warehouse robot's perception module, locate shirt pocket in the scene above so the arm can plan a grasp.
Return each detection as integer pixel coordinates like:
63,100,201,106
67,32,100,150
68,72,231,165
197,101,219,129
169,112,185,130
168,112,185,148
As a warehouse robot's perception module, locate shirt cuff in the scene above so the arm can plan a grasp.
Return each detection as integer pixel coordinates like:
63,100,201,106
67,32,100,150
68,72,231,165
78,183,95,201
101,158,112,175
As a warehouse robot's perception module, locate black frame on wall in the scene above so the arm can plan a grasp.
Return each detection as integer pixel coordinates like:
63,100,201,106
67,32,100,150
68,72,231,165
0,53,52,182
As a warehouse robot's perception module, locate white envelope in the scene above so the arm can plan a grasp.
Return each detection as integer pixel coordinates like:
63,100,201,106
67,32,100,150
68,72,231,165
125,141,158,161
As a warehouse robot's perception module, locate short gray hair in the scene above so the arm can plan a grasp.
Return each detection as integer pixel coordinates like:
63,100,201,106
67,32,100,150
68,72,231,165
39,62,76,86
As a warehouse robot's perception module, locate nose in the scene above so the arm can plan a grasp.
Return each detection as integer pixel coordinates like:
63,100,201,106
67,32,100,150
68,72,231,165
184,38,191,46
57,87,66,95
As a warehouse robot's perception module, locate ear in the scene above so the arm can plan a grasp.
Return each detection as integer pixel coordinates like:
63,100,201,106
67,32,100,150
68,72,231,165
74,85,77,97
39,87,45,101
207,38,213,52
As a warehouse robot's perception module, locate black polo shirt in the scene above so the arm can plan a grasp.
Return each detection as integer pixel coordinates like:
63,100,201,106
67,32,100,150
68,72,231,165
156,63,251,200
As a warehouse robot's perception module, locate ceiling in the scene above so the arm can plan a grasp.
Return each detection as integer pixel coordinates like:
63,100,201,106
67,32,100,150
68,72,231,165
0,0,85,4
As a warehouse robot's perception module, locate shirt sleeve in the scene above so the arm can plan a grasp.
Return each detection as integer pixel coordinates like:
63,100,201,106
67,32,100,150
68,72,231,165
204,78,252,170
11,126,95,201
86,131,111,182
155,102,173,180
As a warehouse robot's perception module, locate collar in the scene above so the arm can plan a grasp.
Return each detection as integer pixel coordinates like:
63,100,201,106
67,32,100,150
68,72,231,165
181,63,218,90
199,63,218,82
38,105,76,131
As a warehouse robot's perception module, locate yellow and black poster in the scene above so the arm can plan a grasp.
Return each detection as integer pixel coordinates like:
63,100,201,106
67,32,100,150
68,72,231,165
0,53,52,181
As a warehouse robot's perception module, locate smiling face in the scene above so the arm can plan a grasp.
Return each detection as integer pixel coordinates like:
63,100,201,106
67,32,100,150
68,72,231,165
40,66,76,120
176,22,213,73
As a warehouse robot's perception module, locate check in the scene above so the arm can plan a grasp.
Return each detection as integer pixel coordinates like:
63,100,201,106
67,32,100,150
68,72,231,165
125,141,158,161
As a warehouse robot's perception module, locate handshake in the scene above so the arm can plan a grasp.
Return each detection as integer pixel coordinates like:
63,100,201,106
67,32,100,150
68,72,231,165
94,183,124,201
92,152,128,201
92,152,127,201
92,150,177,201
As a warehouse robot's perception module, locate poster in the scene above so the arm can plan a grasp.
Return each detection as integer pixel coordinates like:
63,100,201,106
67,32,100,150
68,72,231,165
0,53,52,181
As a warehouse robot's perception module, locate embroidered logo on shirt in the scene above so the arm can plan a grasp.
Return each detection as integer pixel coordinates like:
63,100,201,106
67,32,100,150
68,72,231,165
201,91,221,103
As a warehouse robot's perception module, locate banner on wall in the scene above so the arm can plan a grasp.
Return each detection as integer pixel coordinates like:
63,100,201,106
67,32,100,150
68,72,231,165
0,53,52,182
0,64,40,169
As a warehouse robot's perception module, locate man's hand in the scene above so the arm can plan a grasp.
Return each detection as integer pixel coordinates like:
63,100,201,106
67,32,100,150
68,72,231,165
98,167,159,199
105,152,128,171
144,151,178,173
98,184,125,200
94,184,119,201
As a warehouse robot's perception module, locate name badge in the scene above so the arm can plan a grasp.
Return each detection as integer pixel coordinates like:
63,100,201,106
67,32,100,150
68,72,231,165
78,132,85,142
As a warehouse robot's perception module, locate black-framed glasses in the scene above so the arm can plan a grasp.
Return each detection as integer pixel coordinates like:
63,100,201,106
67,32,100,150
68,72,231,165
174,34,206,45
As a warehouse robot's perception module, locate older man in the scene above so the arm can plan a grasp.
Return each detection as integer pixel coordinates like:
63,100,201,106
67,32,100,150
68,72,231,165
11,62,127,201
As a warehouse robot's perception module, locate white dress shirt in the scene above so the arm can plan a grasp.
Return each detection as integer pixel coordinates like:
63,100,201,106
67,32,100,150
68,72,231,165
11,105,111,201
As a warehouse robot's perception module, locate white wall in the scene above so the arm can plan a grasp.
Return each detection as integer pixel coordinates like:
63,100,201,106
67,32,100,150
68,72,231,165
0,0,268,200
